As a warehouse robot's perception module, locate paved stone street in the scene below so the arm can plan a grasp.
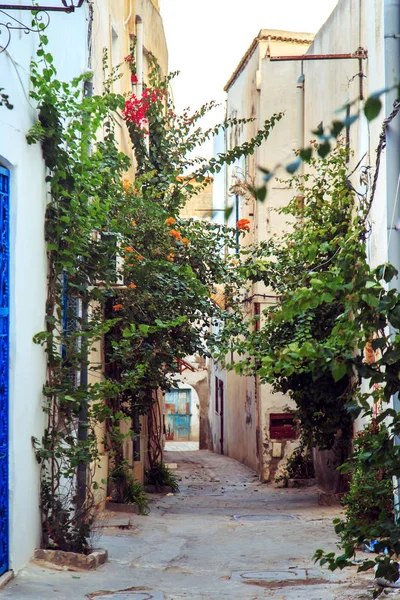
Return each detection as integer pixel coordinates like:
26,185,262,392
164,441,199,452
0,450,389,599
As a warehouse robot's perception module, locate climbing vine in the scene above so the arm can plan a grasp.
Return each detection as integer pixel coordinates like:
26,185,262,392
212,128,400,589
27,33,281,551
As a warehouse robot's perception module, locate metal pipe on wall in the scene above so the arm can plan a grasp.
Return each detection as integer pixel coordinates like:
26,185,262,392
385,0,400,296
135,15,143,97
384,0,400,513
296,72,305,153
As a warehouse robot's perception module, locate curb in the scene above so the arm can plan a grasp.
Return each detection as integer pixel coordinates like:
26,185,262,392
34,548,108,571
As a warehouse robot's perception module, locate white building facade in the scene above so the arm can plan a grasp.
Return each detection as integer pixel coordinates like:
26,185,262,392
0,0,168,576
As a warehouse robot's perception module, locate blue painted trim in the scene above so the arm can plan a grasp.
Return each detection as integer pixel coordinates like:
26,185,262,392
0,166,9,575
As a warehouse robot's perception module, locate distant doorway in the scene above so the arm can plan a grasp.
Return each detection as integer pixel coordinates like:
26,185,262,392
165,388,193,441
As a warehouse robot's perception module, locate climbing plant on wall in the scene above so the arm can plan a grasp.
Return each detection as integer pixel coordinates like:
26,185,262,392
211,109,400,590
27,32,282,551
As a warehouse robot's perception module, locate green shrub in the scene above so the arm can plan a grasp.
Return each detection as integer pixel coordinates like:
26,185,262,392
275,441,315,486
341,425,393,529
145,461,180,492
110,463,150,515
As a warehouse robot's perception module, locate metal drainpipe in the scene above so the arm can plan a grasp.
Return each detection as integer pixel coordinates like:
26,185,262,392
76,73,93,511
296,71,305,155
385,0,400,514
296,70,305,217
135,15,143,97
385,1,400,354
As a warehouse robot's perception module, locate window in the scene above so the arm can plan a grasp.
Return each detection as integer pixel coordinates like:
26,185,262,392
269,413,296,439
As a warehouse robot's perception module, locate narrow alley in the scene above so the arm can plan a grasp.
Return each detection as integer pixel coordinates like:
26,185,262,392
0,448,378,600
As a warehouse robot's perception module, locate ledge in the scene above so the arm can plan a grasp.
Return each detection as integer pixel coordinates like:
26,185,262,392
0,571,14,589
144,484,175,494
34,548,108,571
287,478,316,488
105,502,140,514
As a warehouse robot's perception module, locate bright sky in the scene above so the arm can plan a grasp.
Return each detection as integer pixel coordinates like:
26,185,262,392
158,0,339,110
158,0,339,157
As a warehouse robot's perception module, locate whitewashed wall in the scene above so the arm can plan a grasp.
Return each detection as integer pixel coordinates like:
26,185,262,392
0,5,88,573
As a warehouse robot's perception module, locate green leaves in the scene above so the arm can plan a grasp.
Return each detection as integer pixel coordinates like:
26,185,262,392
364,95,382,121
331,360,347,382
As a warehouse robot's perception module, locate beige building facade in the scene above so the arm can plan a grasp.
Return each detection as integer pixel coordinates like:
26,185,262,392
87,0,169,492
207,1,389,481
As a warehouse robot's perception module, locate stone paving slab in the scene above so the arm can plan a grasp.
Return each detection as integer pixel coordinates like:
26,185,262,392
232,513,297,521
164,441,199,451
91,592,164,600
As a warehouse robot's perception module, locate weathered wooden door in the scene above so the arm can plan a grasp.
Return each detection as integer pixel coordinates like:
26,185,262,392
165,389,191,440
0,167,9,575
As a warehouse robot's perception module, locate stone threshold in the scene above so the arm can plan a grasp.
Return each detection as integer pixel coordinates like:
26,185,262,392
105,502,140,514
34,548,108,571
0,571,14,590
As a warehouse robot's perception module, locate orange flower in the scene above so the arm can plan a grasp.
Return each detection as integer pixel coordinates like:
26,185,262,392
182,237,190,246
167,253,175,261
105,496,113,503
169,229,181,239
131,220,137,227
124,246,134,253
165,217,176,226
128,263,134,267
122,179,131,191
236,218,251,231
128,283,137,289
136,253,144,260
113,304,123,311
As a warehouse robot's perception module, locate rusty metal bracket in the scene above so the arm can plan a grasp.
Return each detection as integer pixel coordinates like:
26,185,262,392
0,1,84,53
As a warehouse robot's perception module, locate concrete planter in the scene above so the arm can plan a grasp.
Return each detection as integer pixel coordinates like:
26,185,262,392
105,501,140,514
287,478,317,488
34,548,108,571
144,484,175,494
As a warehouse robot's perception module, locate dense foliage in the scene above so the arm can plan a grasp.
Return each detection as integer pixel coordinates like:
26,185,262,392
212,134,400,590
27,32,281,551
212,143,357,451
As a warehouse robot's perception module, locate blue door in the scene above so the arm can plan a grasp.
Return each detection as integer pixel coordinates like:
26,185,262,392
0,167,9,575
165,389,191,440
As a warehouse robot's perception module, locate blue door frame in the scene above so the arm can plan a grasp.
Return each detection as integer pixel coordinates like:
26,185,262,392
0,166,9,575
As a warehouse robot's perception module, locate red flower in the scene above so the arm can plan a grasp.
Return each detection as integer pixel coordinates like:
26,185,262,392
124,54,134,63
236,219,251,231
131,73,138,84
